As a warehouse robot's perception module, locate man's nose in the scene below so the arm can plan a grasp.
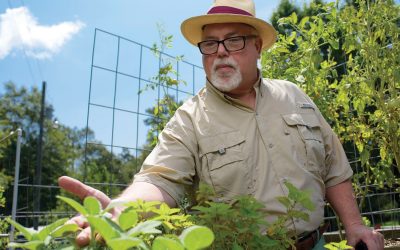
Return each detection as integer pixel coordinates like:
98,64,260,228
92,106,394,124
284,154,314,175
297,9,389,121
216,42,229,57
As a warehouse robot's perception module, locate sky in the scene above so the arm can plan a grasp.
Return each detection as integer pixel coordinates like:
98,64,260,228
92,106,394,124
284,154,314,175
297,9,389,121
6,0,397,150
0,0,284,149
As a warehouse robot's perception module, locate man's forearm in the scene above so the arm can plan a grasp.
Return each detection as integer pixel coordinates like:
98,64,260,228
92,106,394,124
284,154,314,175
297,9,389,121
325,179,363,230
117,181,177,208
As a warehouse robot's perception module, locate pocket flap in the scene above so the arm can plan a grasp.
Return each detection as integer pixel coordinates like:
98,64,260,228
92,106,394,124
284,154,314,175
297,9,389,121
282,113,321,128
198,130,245,156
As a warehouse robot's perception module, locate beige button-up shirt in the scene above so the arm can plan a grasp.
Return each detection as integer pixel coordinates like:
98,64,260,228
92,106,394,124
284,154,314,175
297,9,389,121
134,78,353,234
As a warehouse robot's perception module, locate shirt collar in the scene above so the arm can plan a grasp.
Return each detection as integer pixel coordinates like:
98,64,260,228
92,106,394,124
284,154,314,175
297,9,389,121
206,72,262,110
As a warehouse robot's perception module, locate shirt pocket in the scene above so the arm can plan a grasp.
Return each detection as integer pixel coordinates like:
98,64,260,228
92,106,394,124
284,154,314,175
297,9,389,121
282,113,326,173
198,130,248,198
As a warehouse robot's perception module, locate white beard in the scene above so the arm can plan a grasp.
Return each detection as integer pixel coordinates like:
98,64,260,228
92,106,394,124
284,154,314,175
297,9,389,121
210,57,242,92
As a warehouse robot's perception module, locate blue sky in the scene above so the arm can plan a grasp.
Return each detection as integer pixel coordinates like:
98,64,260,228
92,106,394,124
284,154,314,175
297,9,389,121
5,0,397,149
0,0,281,131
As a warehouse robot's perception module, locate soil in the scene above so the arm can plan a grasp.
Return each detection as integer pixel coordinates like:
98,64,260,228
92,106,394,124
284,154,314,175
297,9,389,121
385,238,400,249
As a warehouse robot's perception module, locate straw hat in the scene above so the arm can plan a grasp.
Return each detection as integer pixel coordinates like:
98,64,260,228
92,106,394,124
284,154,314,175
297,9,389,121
181,0,277,50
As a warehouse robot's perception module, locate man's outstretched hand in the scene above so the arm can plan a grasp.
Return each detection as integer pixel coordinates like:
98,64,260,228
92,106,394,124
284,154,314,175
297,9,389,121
58,176,112,247
58,175,176,246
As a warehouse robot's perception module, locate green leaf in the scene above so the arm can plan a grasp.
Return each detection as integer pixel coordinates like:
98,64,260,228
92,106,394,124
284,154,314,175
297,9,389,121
152,236,184,250
276,196,291,208
57,195,88,216
52,245,76,250
274,46,290,54
179,225,214,250
285,182,301,200
84,196,101,215
379,147,387,161
128,220,162,237
232,242,244,250
52,246,75,250
394,70,400,82
299,16,310,29
6,218,35,241
119,209,138,231
360,149,370,167
37,218,68,241
283,182,315,212
299,196,315,211
324,240,352,249
387,97,400,109
290,12,298,24
324,244,337,250
50,223,80,237
43,235,52,245
104,200,127,213
87,216,121,242
107,236,143,250
328,39,339,50
8,240,43,250
288,210,310,221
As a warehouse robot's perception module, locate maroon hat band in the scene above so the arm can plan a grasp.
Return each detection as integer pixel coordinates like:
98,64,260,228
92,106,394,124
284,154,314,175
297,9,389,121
207,6,253,17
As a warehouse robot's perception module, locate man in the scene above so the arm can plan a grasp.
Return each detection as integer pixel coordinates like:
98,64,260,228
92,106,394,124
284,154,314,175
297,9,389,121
60,0,384,249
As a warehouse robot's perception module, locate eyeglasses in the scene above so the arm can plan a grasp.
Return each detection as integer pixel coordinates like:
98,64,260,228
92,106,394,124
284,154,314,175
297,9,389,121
197,35,258,55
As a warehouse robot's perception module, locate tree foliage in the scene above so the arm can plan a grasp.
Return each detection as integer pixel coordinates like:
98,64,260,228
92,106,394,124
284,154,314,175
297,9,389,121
263,0,400,192
0,82,79,216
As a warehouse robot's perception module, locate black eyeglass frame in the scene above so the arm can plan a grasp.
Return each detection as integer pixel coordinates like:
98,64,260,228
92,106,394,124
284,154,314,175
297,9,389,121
197,35,258,55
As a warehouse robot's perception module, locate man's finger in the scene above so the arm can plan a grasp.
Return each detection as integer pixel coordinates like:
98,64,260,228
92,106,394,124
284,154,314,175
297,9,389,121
65,214,88,228
372,230,384,249
76,227,91,247
58,176,111,208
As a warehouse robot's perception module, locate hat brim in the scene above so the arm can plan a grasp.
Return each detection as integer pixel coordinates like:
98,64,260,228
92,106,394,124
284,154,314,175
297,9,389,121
181,14,277,50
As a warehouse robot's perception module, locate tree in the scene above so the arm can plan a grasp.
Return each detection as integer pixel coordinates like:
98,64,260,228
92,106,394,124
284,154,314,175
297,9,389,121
262,0,399,192
270,0,325,39
0,82,79,223
270,0,301,36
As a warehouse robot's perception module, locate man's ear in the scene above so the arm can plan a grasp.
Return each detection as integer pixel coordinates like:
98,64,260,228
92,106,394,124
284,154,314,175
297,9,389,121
256,37,263,56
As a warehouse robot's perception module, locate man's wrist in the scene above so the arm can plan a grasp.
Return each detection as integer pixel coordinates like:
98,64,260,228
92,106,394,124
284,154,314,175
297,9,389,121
344,220,366,232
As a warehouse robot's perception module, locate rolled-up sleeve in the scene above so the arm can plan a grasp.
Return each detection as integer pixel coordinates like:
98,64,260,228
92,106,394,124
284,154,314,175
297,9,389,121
301,93,353,187
323,131,353,188
133,108,197,204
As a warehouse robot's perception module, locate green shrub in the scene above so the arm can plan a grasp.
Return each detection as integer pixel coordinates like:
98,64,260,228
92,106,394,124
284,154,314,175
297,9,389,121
7,182,317,250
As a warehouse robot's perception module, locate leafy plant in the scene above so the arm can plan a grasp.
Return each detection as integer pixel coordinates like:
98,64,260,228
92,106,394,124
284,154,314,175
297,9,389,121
262,0,399,215
8,195,214,250
0,184,10,248
192,182,315,250
7,217,78,249
7,180,322,250
324,240,352,250
137,23,186,164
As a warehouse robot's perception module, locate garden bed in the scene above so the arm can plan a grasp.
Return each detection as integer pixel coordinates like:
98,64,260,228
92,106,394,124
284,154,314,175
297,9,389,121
324,227,400,249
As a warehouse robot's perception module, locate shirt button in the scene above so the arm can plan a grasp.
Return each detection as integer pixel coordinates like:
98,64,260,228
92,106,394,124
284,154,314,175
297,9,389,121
269,143,274,148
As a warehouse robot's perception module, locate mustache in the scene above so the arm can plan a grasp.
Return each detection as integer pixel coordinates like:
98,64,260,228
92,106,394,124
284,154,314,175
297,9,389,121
212,58,238,72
